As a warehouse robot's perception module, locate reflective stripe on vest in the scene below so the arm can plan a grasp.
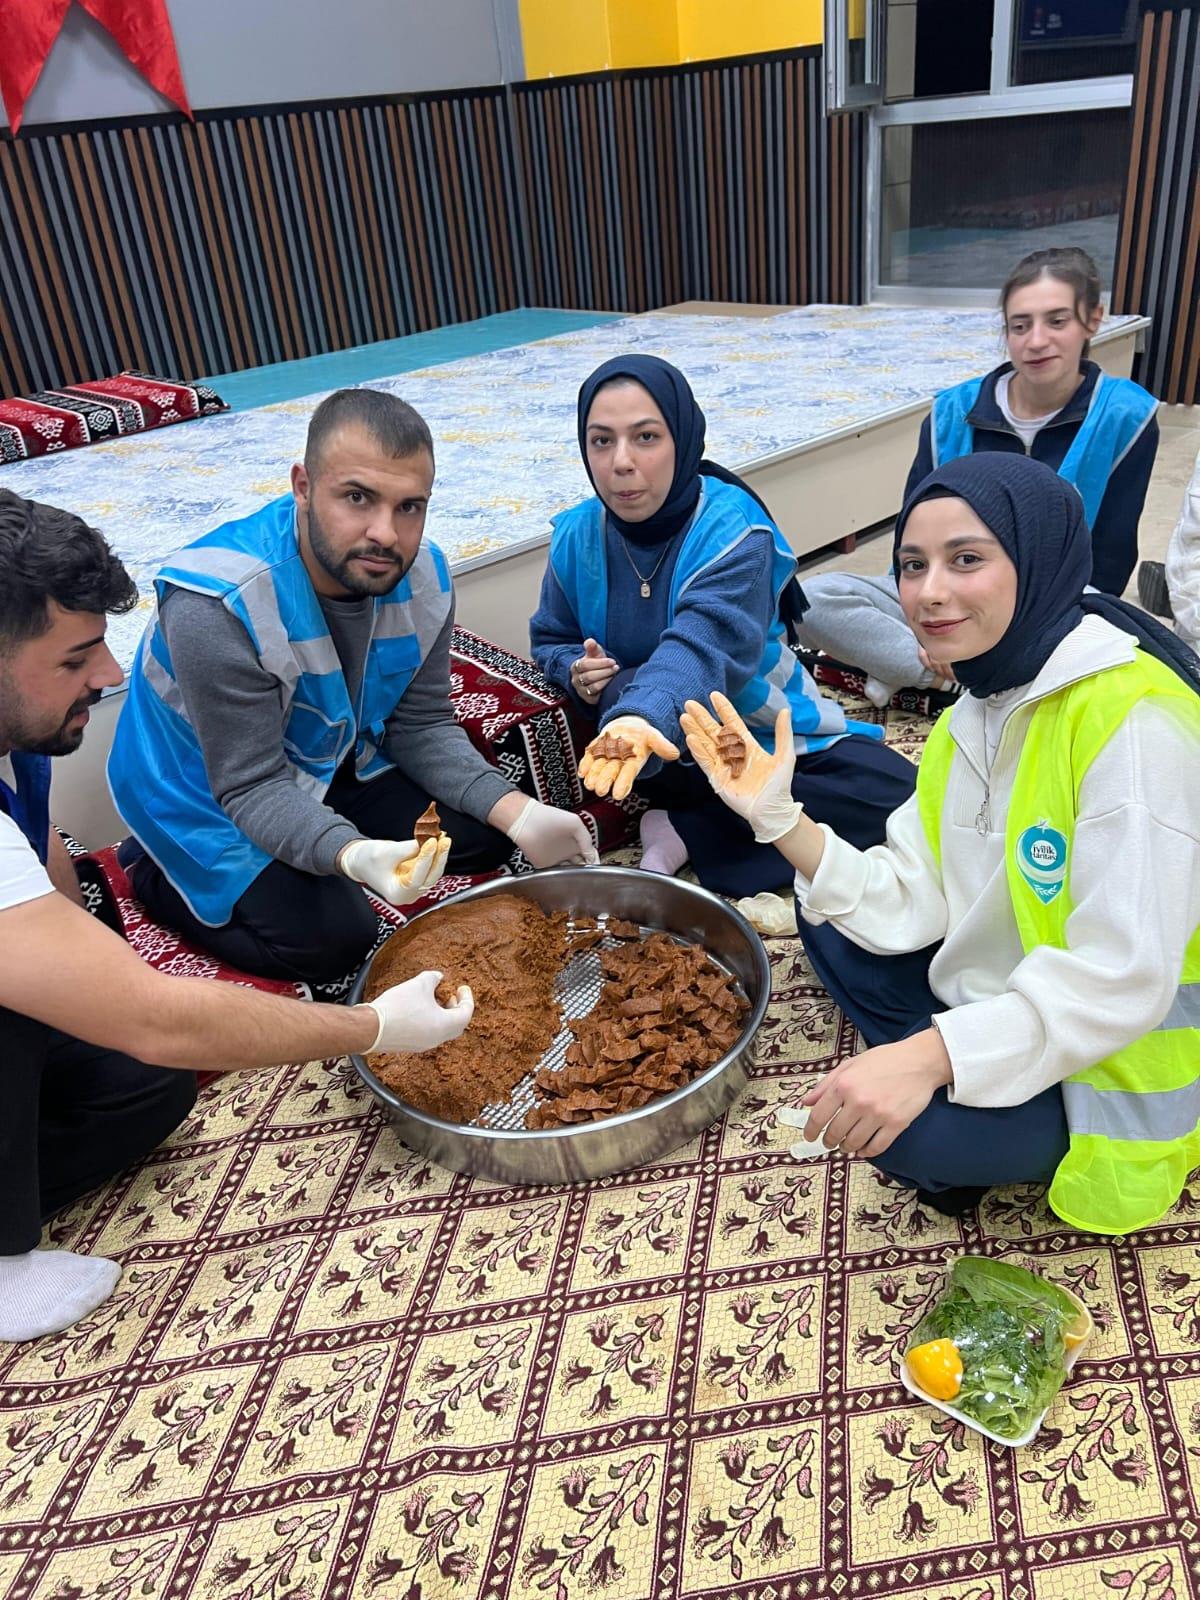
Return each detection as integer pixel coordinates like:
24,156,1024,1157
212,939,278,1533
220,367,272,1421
930,371,1158,529
917,650,1200,1235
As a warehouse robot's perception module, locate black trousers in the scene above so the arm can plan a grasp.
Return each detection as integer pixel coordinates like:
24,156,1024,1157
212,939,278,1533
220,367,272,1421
798,917,1069,1193
127,765,513,987
1,1006,196,1255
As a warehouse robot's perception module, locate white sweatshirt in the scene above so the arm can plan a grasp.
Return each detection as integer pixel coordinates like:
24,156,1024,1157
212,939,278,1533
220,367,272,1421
796,615,1200,1108
1165,446,1200,649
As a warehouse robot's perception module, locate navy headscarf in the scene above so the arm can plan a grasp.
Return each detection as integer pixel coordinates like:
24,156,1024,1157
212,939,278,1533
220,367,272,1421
577,353,807,632
892,453,1200,698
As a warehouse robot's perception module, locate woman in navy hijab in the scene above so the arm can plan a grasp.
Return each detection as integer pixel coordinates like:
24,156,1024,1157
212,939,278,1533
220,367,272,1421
681,453,1200,1235
530,354,918,894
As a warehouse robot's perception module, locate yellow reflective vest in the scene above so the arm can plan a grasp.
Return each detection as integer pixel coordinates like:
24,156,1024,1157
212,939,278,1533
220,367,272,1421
917,649,1200,1235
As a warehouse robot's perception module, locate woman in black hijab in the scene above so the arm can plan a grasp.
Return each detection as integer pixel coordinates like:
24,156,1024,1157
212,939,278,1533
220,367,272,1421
530,354,916,894
681,454,1200,1234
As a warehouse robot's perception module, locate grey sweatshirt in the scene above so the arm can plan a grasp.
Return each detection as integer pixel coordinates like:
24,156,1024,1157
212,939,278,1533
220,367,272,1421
159,586,515,876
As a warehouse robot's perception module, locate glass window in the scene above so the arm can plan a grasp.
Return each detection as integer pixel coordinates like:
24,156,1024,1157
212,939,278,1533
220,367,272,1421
886,0,995,102
879,106,1132,288
1010,0,1137,86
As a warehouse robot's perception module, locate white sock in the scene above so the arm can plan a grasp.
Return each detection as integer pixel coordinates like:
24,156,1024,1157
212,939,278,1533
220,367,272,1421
863,676,897,709
0,1250,122,1342
639,809,689,876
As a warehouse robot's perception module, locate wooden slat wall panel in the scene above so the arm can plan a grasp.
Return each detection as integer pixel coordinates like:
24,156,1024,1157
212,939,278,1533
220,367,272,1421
0,49,865,399
0,91,528,397
1112,1,1200,404
512,52,865,314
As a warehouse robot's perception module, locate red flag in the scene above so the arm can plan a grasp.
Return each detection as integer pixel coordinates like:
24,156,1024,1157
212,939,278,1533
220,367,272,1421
80,0,192,120
0,0,73,134
0,0,191,135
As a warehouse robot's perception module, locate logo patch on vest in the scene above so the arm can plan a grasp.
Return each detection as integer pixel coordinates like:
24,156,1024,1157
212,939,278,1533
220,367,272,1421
1015,823,1069,904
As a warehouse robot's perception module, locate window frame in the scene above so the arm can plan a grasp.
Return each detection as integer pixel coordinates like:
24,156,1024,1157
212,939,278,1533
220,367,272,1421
826,0,1137,111
849,0,1135,302
825,0,885,111
868,80,1134,303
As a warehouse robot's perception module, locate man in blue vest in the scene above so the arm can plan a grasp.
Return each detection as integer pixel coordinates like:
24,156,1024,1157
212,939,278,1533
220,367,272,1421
0,489,474,1341
109,388,595,985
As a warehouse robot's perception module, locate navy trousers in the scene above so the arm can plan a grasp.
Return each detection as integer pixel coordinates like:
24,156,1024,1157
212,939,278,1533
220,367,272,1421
798,916,1069,1193
639,733,918,897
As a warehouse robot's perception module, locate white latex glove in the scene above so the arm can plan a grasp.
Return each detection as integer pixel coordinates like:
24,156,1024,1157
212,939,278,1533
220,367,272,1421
337,835,450,906
364,969,474,1052
733,891,798,938
679,694,802,844
506,797,599,867
777,1104,837,1161
578,714,679,802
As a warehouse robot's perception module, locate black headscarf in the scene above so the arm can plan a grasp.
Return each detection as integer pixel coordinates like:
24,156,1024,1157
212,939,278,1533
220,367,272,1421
576,354,808,633
892,453,1200,698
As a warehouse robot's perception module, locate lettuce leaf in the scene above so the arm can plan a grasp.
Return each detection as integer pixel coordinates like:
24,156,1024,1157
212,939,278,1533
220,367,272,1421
906,1258,1074,1440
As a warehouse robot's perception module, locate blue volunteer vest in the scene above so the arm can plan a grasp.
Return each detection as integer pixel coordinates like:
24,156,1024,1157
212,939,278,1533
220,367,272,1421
550,478,880,752
931,371,1158,529
108,494,453,925
0,751,52,865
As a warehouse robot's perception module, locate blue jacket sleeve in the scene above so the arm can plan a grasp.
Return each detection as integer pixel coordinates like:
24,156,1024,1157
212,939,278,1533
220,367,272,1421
904,415,934,501
604,529,777,776
530,561,590,705
1089,414,1159,595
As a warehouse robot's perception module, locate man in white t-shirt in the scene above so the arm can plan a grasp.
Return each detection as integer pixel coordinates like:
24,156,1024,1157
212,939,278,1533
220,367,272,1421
0,489,475,1345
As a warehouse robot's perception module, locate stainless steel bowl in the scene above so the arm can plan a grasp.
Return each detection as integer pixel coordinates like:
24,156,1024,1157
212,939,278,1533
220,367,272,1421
348,866,771,1185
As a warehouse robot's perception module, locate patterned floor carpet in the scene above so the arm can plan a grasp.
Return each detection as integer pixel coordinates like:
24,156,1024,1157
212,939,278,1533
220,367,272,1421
3,700,1198,1600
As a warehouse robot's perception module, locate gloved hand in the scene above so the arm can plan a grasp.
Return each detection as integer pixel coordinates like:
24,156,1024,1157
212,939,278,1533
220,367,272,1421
679,694,802,843
337,834,450,907
571,638,619,706
506,797,599,867
364,969,474,1052
578,715,679,802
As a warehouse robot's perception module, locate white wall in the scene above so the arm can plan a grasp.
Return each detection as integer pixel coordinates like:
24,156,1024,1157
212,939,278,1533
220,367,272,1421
3,0,523,130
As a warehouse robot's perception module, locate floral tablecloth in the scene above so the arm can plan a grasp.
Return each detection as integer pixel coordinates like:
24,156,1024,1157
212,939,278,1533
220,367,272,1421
0,307,1140,675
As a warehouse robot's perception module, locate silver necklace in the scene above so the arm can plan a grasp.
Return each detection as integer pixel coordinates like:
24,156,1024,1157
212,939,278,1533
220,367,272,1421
619,538,670,599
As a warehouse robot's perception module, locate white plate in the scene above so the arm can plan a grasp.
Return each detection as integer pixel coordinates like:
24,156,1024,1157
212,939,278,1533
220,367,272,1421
898,1281,1091,1448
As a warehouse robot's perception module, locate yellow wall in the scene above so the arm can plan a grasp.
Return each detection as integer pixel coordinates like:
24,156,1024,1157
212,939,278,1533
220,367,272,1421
677,0,823,61
519,0,823,79
608,0,680,70
518,0,613,79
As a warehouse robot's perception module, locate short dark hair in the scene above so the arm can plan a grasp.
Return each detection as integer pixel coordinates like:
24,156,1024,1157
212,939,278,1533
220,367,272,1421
0,489,138,650
304,388,434,476
1000,246,1103,358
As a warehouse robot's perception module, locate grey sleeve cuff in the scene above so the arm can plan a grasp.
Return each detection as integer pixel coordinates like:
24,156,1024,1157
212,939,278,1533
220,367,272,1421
311,820,366,877
458,767,519,826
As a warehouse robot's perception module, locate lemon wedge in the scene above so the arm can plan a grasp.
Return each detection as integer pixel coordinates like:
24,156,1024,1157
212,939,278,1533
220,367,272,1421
905,1337,964,1401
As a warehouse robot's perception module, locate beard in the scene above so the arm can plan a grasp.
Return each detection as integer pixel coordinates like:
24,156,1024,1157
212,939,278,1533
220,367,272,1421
307,502,411,597
0,686,101,757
